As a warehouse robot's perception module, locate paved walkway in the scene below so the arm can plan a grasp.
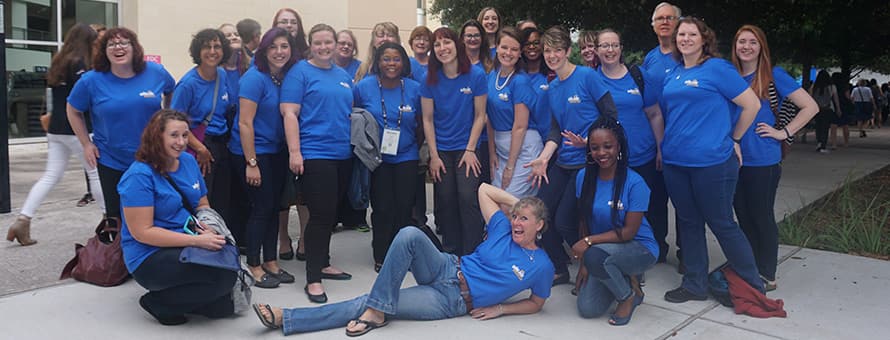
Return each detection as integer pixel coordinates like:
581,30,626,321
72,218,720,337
1,127,888,339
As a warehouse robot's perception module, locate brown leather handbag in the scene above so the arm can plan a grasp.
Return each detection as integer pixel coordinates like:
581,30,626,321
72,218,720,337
60,218,130,287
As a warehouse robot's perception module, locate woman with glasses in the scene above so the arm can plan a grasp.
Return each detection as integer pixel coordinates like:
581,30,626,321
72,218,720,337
525,26,616,286
273,8,309,58
354,42,422,272
730,25,818,291
486,27,541,197
518,27,553,143
281,24,355,303
461,20,494,185
334,30,361,79
408,26,433,83
67,27,175,227
660,17,764,303
422,27,488,256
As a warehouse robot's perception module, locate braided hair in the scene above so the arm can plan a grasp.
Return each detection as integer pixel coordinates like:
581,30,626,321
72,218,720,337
578,115,630,241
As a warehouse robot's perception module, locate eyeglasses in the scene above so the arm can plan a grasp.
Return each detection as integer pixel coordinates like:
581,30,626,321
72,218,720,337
202,43,223,51
525,41,541,47
596,43,621,50
277,20,299,25
653,15,678,23
463,33,481,39
106,40,131,49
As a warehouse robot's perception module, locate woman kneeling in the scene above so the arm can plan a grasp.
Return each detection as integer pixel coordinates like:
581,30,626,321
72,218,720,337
252,183,554,336
571,116,659,326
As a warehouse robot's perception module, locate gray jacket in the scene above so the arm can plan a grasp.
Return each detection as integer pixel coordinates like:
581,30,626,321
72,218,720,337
350,107,382,171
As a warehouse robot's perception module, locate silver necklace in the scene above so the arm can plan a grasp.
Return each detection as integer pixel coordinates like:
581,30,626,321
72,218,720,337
520,247,535,262
494,68,515,91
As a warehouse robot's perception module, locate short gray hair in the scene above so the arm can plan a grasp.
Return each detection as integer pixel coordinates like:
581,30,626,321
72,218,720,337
651,2,682,23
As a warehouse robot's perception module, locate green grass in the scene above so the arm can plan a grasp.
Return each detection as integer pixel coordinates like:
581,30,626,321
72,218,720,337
779,166,890,259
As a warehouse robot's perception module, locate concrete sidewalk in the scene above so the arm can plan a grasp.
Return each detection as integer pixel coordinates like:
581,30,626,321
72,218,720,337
1,127,888,339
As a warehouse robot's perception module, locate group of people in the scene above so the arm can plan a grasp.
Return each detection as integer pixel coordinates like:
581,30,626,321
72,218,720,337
7,1,816,336
810,72,887,153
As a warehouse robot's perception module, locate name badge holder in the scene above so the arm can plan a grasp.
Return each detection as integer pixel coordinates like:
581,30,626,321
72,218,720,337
379,79,406,156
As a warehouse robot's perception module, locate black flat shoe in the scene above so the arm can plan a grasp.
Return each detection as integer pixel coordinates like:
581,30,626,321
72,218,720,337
279,248,295,260
295,251,306,261
374,263,383,273
552,272,570,286
263,267,295,284
254,273,281,289
321,271,353,280
305,285,328,304
664,287,707,303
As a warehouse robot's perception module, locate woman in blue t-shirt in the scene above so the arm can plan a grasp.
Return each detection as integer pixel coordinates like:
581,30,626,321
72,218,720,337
229,28,297,289
119,109,236,325
660,18,764,303
408,25,432,83
519,27,553,143
524,26,617,285
421,27,488,256
730,25,818,291
486,27,542,197
590,28,670,263
571,116,658,326
460,20,493,185
334,30,361,79
280,24,355,303
67,27,175,223
171,29,233,215
354,43,422,271
251,183,554,336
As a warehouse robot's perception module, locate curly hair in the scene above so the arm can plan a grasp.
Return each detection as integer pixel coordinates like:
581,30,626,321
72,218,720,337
189,28,232,66
93,27,146,73
135,109,190,174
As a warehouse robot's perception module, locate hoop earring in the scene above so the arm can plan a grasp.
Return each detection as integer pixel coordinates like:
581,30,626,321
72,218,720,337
536,231,543,240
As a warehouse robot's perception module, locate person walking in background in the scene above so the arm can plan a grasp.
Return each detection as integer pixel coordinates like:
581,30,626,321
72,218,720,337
809,71,841,153
731,25,818,291
67,27,175,227
7,23,103,246
851,79,877,137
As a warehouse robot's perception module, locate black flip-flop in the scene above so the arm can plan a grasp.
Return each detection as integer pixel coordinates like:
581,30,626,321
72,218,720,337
252,303,280,329
345,319,388,337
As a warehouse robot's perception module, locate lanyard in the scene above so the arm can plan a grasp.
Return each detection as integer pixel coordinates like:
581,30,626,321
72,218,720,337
378,78,405,129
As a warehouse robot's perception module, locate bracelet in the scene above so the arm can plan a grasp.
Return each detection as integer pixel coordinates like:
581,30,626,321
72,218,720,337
465,149,476,153
732,137,742,144
784,127,791,139
497,303,504,315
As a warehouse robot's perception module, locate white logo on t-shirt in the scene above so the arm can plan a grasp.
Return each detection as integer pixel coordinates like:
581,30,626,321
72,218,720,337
684,79,699,87
339,82,351,89
512,264,525,281
498,92,509,101
460,87,473,94
399,104,413,112
627,88,640,95
567,95,581,104
607,199,625,210
539,84,549,91
139,90,156,98
221,93,229,102
192,182,200,190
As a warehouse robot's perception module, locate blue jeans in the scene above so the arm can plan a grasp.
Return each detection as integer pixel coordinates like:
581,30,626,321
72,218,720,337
281,227,467,335
538,165,581,275
577,241,656,318
734,164,781,281
631,158,672,261
663,156,764,295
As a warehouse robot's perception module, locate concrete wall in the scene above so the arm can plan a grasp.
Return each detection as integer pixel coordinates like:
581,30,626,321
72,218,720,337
119,0,431,80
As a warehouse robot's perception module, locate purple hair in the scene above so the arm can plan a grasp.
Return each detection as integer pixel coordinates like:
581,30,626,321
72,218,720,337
254,27,298,74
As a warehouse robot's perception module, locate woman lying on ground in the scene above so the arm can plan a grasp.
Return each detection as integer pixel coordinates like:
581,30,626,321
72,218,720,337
252,183,554,337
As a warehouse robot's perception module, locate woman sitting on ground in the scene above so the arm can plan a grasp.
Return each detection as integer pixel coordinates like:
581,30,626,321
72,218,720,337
252,183,555,337
119,109,236,325
570,115,659,326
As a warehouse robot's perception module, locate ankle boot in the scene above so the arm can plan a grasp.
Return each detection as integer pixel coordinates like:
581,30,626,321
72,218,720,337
6,216,37,246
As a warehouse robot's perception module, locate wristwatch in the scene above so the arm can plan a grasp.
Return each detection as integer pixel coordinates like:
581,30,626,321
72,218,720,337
247,157,258,167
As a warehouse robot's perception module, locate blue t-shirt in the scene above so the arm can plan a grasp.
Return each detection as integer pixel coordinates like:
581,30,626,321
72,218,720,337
420,67,488,151
340,58,362,79
598,67,659,167
228,67,285,155
170,67,231,136
575,168,659,258
661,58,749,167
354,75,421,163
281,60,353,160
68,62,175,171
224,68,241,119
642,46,680,104
547,66,610,166
486,71,536,131
409,57,428,84
733,66,799,167
118,153,207,272
461,211,555,307
527,72,552,142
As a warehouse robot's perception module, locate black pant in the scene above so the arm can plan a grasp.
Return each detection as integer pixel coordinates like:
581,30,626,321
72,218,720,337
203,135,232,222
227,151,250,247
370,160,418,264
434,150,483,256
302,158,351,283
815,107,835,145
232,151,286,266
631,158,673,262
538,165,580,275
97,163,125,219
132,247,236,319
411,171,428,226
477,143,491,184
733,164,781,281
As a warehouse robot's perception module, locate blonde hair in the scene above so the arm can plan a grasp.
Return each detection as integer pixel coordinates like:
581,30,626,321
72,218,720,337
354,22,401,82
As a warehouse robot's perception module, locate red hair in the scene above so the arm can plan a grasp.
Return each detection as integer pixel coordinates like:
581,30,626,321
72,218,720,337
426,27,470,85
